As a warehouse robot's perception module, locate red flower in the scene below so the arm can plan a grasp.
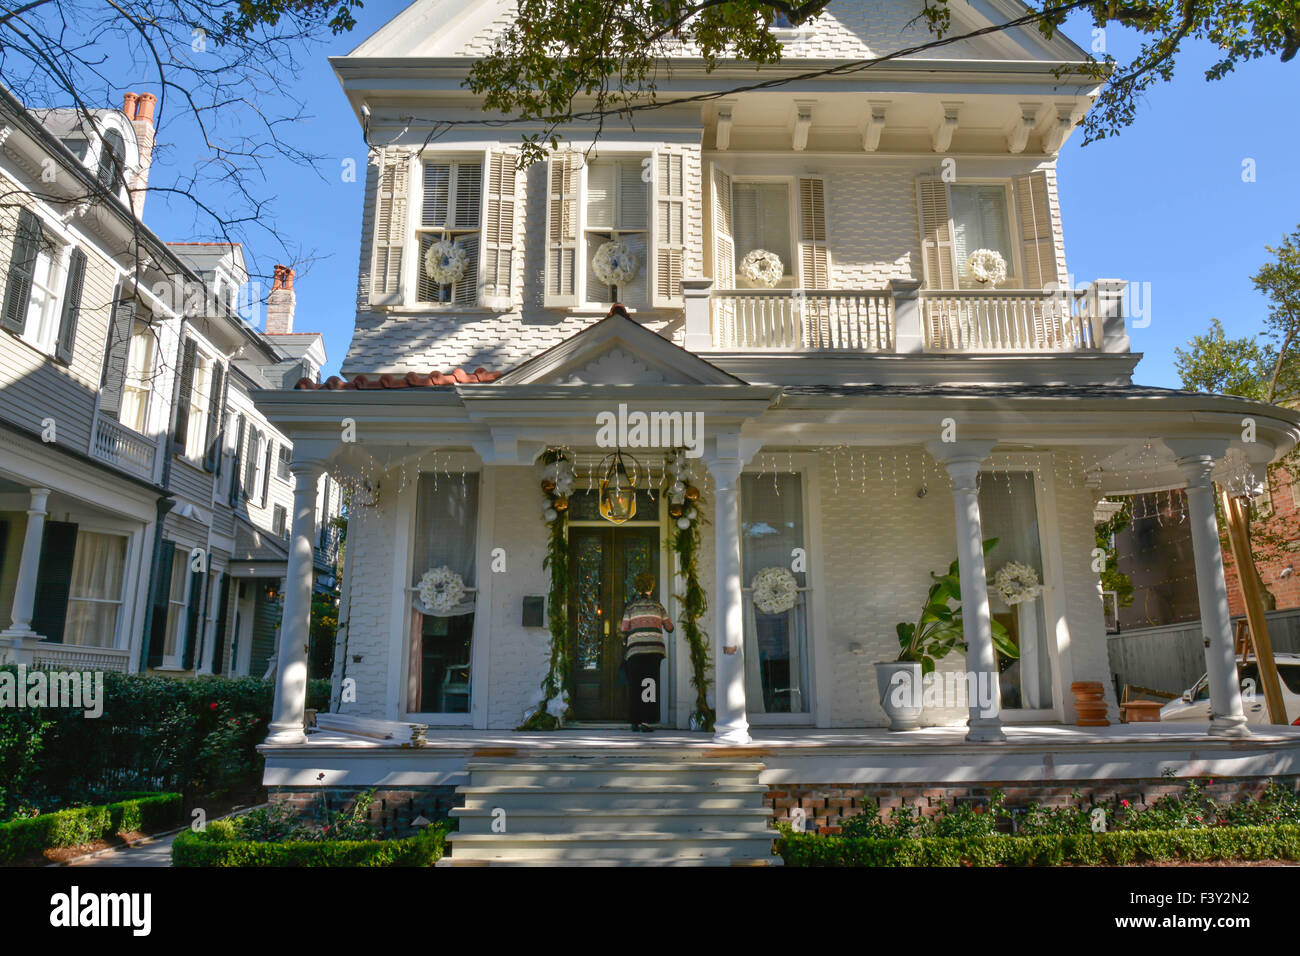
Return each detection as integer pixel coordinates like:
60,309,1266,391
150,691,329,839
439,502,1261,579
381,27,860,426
1121,799,1130,808
209,701,218,710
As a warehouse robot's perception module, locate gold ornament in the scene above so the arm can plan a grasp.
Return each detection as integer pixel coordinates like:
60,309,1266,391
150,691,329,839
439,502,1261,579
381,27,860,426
684,485,700,501
553,496,569,512
668,503,684,518
541,478,556,494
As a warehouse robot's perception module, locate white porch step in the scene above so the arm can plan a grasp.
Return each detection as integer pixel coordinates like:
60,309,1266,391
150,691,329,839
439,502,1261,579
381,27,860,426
447,757,776,866
450,806,773,835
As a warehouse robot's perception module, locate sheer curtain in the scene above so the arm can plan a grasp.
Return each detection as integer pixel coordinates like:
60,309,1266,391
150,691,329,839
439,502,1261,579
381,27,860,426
741,473,809,715
950,184,1014,285
978,471,1052,709
64,532,126,647
732,182,794,288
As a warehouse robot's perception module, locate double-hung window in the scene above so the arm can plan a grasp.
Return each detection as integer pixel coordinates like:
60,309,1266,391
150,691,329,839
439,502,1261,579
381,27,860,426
63,531,128,647
732,181,795,289
950,183,1016,287
584,157,649,306
416,158,482,306
162,549,189,666
175,341,216,461
120,321,156,434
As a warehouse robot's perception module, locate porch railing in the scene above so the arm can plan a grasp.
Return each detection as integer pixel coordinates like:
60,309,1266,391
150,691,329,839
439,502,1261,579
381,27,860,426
710,289,894,351
91,416,157,482
921,289,1094,352
32,643,132,673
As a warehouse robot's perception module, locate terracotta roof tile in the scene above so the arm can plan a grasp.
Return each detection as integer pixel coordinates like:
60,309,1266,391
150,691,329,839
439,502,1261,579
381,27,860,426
295,367,501,390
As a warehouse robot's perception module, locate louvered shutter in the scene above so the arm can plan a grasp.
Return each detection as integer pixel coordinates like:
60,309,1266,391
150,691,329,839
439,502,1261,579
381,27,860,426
3,208,43,332
210,573,231,675
1014,172,1059,290
228,414,245,507
653,152,685,307
173,338,198,447
481,150,517,308
916,178,957,290
584,160,617,304
243,428,260,500
797,177,829,289
56,247,87,363
369,151,409,306
261,439,273,506
98,297,135,421
147,540,175,668
451,162,481,307
182,566,205,670
31,520,78,644
544,152,580,307
203,361,225,472
710,165,735,342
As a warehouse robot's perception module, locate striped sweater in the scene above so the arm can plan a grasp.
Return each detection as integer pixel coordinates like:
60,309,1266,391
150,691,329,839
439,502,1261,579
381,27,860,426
621,598,674,660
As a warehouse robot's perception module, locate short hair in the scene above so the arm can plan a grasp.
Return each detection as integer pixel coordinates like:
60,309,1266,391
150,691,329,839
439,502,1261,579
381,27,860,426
632,572,656,595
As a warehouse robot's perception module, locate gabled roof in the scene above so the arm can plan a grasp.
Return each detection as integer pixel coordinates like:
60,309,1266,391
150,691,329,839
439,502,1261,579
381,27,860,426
495,307,747,386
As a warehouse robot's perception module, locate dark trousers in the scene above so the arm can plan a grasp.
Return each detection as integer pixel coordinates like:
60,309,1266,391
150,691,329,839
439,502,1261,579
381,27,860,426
625,653,663,725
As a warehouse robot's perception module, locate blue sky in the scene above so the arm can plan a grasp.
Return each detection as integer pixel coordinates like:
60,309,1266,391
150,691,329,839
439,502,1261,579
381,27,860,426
137,3,1299,383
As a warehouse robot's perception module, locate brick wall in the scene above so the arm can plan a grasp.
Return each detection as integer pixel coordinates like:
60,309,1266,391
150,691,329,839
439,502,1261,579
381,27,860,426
269,785,460,836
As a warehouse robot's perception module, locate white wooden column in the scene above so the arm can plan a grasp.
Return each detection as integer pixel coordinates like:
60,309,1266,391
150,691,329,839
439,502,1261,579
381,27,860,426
266,462,323,745
926,441,1004,742
1168,440,1249,737
705,435,752,745
1,487,52,638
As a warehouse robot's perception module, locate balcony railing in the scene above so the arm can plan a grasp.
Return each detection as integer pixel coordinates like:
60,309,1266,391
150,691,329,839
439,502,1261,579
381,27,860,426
922,289,1093,352
91,417,157,482
711,289,894,351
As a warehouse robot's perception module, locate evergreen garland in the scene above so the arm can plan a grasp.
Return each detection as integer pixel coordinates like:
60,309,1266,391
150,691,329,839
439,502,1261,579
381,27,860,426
671,498,715,732
517,472,573,731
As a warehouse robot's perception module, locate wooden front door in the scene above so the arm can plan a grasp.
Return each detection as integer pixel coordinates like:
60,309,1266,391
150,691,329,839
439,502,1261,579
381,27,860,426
567,526,661,722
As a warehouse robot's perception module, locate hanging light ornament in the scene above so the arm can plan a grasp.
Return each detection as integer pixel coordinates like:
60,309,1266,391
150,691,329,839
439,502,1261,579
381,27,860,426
598,448,641,524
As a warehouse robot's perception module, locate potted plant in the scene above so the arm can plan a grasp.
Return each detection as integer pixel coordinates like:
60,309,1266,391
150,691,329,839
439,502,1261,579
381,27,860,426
877,538,1020,730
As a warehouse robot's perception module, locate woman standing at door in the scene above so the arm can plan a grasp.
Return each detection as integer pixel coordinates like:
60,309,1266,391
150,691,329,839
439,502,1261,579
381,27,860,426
621,572,673,732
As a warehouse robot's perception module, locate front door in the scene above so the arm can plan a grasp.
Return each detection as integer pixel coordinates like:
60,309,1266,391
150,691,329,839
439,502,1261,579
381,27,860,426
567,526,660,722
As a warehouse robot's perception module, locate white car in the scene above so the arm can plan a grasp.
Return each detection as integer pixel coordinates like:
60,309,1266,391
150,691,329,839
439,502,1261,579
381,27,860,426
1159,654,1300,725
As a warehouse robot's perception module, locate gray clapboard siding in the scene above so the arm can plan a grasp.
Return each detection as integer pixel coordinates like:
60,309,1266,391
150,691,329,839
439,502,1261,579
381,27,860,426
169,456,214,508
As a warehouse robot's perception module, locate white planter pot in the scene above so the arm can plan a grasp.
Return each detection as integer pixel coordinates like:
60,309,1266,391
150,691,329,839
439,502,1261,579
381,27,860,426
875,661,924,731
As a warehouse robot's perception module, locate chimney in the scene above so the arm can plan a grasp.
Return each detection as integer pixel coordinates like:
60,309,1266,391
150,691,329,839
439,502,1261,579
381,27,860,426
266,265,296,334
124,92,156,218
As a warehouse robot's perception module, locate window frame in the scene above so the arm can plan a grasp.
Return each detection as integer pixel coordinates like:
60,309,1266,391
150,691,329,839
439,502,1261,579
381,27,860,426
161,549,190,669
580,153,652,308
19,231,68,356
180,345,218,462
944,178,1024,290
62,529,130,649
412,153,485,307
119,319,157,436
729,175,801,289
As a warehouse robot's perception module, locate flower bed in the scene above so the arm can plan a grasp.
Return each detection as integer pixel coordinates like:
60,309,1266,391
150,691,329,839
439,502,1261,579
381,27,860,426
0,792,181,863
172,820,448,867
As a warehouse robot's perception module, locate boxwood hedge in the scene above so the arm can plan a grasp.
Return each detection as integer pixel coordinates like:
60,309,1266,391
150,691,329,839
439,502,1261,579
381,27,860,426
0,792,182,863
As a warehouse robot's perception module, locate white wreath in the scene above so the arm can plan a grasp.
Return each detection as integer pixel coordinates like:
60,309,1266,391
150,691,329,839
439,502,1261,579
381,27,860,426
751,566,799,615
417,565,467,613
739,249,784,288
966,248,1007,286
423,239,469,286
993,561,1042,606
591,240,639,286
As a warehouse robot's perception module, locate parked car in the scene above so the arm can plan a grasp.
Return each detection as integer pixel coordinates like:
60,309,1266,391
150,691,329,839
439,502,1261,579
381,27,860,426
1160,654,1300,725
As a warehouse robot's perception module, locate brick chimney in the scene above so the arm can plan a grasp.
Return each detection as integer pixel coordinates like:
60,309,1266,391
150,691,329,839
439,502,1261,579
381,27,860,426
266,265,296,334
123,91,156,217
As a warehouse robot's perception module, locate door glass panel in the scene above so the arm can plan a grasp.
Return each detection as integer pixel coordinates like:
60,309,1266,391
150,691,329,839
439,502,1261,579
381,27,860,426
567,488,657,522
980,471,1053,709
741,473,810,714
574,532,606,672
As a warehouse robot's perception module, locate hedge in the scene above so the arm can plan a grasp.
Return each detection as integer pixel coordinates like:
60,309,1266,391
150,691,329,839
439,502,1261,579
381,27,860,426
171,822,448,867
777,824,1300,866
0,792,182,863
0,670,331,814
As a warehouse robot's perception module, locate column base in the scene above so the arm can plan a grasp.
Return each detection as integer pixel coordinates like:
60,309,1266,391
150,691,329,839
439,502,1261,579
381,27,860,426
965,719,1006,743
1207,715,1251,738
264,722,308,746
712,724,752,746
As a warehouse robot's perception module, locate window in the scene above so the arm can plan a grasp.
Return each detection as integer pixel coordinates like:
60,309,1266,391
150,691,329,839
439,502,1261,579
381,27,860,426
273,504,287,537
950,184,1015,286
732,182,795,289
119,321,156,434
1,208,66,354
277,443,291,481
163,550,189,666
97,129,126,191
245,429,264,501
174,339,217,461
416,158,481,305
408,472,479,714
63,532,128,647
584,156,649,306
741,472,811,714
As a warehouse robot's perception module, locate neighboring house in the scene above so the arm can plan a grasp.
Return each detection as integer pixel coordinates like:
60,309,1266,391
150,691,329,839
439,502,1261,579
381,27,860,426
247,0,1300,862
0,87,342,679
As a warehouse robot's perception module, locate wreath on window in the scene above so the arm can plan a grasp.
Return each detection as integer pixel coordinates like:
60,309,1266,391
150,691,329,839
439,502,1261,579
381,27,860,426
417,565,467,614
591,240,639,286
751,565,799,615
739,249,784,288
993,561,1042,606
423,239,469,286
966,248,1007,286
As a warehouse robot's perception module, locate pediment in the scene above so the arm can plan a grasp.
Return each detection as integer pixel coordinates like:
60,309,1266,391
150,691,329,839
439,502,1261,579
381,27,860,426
495,311,745,387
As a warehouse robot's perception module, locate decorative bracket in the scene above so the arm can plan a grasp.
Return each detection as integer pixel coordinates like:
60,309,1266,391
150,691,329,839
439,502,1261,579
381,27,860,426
932,103,961,153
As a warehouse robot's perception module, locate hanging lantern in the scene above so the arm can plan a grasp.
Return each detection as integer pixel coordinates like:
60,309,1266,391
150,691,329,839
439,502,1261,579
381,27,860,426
598,448,640,524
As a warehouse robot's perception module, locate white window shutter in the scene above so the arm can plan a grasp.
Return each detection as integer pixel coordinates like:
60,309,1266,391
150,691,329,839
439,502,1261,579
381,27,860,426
653,152,685,307
711,164,735,289
916,177,956,290
480,151,517,309
544,152,580,307
797,176,829,290
1014,172,1059,290
451,161,482,307
370,151,409,306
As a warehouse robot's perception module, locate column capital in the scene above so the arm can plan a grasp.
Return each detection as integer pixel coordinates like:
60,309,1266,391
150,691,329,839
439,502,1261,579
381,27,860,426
925,440,995,491
26,487,52,514
1165,437,1231,474
288,460,327,486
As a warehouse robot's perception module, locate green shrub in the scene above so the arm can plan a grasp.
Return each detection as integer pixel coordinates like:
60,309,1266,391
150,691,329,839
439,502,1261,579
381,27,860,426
840,790,1006,839
171,822,447,867
776,823,1300,867
229,790,381,843
0,792,182,863
0,669,330,815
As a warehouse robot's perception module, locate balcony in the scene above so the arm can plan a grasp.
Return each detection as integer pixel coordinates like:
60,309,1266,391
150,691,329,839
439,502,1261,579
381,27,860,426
90,416,157,482
688,278,1127,357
